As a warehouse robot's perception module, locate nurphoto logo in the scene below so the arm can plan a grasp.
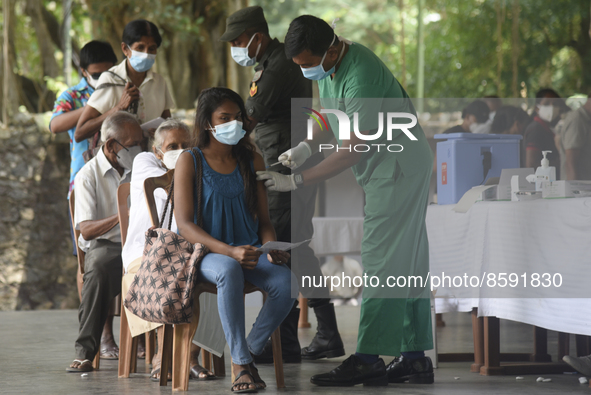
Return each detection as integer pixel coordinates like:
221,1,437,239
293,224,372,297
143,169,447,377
303,108,419,153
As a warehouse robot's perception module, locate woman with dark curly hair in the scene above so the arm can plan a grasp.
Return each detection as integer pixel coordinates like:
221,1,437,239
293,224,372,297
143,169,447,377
174,87,297,393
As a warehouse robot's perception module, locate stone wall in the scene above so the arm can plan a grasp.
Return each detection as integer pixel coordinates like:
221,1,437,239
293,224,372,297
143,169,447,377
0,113,79,311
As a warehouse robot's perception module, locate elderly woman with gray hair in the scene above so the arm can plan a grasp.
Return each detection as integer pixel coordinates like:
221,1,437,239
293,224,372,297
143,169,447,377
121,119,221,382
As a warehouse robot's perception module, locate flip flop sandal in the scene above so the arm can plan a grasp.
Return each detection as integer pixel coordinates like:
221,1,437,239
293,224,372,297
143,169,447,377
66,359,93,373
150,368,172,382
100,347,119,360
248,362,266,390
190,365,216,380
231,370,258,393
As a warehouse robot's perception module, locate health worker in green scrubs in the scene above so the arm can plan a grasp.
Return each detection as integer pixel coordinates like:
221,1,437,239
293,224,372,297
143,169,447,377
256,15,434,387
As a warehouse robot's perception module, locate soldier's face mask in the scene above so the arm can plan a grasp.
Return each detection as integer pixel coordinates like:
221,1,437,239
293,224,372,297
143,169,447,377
231,33,261,67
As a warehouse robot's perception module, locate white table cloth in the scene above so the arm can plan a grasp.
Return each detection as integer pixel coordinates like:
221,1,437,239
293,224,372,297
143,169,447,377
309,217,364,256
427,198,591,336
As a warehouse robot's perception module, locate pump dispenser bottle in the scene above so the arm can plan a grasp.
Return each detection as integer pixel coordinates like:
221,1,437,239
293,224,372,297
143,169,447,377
534,150,556,191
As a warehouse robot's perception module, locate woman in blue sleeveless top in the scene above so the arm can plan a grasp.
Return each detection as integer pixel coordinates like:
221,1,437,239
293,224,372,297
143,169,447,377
174,87,296,393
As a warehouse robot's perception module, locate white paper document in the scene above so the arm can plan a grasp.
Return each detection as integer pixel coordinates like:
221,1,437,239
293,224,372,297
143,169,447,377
256,239,311,253
141,117,165,132
453,185,496,213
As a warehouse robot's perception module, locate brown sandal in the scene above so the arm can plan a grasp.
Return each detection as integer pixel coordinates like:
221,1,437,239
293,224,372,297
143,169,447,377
231,370,258,393
150,368,172,382
190,364,216,380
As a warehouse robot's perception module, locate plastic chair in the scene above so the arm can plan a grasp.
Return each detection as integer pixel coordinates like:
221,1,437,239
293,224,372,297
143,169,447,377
144,171,285,390
116,182,156,378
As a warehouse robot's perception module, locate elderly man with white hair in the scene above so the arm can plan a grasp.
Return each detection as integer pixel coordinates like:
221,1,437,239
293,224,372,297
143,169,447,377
67,111,143,372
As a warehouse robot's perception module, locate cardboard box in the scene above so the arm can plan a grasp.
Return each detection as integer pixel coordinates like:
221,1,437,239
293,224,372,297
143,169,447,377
497,168,534,200
542,181,591,198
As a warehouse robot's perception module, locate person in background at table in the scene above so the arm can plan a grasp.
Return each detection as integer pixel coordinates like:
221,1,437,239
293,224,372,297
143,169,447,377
220,5,344,365
121,119,217,381
66,112,143,372
174,87,297,392
555,97,591,180
258,15,434,386
471,95,503,134
75,19,174,148
523,88,565,171
490,105,530,167
483,96,502,121
442,100,490,134
49,40,121,361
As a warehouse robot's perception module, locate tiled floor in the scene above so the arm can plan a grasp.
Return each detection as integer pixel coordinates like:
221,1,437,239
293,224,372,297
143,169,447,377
0,306,588,394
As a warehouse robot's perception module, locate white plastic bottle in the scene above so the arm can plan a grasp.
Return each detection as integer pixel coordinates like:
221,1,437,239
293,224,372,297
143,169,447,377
534,150,556,191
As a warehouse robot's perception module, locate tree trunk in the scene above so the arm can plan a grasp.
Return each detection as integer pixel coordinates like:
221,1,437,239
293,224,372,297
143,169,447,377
576,3,591,93
1,0,22,122
399,0,406,87
511,0,519,98
495,0,505,96
24,0,61,78
40,4,80,73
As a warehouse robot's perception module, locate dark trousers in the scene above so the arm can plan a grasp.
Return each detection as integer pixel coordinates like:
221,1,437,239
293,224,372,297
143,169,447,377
268,153,330,304
75,239,122,360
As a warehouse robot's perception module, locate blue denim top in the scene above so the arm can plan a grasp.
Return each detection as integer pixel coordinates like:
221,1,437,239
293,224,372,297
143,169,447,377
189,148,260,247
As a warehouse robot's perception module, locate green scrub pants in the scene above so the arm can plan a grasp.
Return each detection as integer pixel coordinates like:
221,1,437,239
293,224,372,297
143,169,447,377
356,164,433,356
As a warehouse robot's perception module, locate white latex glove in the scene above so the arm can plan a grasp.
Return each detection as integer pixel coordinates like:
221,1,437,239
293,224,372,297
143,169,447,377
278,141,312,169
256,171,297,192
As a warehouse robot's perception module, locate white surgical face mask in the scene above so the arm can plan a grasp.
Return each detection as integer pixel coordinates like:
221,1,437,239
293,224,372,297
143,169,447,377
127,45,156,72
300,35,340,81
469,122,480,133
231,34,261,67
159,148,184,169
87,76,100,89
209,120,246,145
538,104,558,123
115,142,142,171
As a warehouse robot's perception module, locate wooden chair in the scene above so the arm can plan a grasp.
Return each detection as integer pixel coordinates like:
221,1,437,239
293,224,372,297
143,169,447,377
143,170,224,381
68,188,100,370
144,171,285,391
116,182,156,378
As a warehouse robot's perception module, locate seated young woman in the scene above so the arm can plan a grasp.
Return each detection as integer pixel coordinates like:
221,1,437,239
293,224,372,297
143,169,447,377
122,119,216,381
174,87,297,393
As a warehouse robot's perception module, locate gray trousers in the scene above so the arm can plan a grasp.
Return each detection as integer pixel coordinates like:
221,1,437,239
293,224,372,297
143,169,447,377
75,239,122,360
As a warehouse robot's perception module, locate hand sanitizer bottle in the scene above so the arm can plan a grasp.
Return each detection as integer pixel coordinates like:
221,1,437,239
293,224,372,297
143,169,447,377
534,150,556,191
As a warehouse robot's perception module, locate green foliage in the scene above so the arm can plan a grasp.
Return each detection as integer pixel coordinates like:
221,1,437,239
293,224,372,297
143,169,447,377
253,0,590,100
84,0,205,48
4,0,591,112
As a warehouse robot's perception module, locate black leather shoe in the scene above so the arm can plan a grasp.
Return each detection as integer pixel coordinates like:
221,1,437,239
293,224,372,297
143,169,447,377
310,355,388,387
301,303,345,360
386,355,434,384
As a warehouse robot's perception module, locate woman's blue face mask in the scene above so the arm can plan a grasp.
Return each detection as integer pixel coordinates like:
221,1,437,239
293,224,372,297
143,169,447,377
127,45,156,72
209,120,246,146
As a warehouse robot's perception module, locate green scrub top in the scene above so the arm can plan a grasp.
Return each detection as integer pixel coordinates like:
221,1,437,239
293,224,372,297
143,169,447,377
319,42,433,186
318,41,433,356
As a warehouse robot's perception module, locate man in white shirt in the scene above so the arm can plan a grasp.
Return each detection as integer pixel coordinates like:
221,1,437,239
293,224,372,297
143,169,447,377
67,111,143,372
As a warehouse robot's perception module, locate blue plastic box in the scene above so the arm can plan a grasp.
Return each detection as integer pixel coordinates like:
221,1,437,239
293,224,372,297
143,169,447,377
435,133,522,205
